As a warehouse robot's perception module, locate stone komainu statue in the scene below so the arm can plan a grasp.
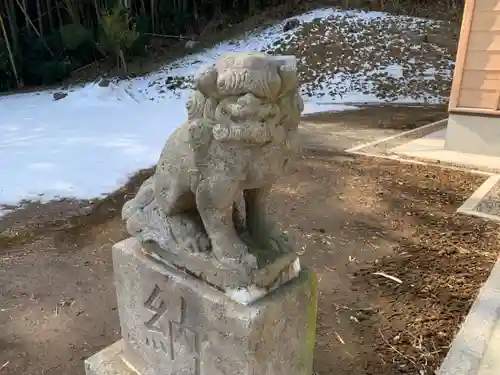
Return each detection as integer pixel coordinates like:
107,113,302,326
122,52,304,282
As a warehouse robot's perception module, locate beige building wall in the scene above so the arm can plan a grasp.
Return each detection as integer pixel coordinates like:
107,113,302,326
445,0,500,156
446,113,500,156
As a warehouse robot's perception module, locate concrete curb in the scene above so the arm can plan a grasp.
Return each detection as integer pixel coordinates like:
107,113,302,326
457,175,500,223
346,119,449,153
438,257,500,375
345,118,499,176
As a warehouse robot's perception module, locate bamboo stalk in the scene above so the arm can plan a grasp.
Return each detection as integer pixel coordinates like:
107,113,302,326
13,0,54,56
0,14,19,87
21,0,30,35
150,0,155,33
46,0,54,31
10,1,65,35
93,0,101,23
119,48,127,72
63,0,78,25
36,0,44,35
5,0,19,55
55,0,63,27
192,0,200,32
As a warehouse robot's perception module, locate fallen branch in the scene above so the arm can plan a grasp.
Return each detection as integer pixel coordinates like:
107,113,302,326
145,33,192,40
373,271,403,284
334,331,345,345
71,59,104,74
378,328,416,365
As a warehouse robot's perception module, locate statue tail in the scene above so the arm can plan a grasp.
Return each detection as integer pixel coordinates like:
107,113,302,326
122,176,155,221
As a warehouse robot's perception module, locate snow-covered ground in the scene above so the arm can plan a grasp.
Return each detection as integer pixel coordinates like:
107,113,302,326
0,8,455,208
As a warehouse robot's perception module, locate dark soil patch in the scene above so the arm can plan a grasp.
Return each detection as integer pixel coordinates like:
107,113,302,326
267,149,497,375
303,103,448,130
346,162,496,375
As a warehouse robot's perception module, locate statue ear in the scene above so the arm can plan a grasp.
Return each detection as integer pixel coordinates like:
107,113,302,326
186,91,207,120
277,65,299,98
195,66,218,98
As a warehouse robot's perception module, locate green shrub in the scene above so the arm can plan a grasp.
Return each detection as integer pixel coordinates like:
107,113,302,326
98,6,138,68
21,59,70,86
60,23,93,51
36,61,70,85
129,11,151,56
60,24,100,67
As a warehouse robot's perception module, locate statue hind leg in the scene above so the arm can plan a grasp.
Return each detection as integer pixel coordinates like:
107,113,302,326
153,177,196,216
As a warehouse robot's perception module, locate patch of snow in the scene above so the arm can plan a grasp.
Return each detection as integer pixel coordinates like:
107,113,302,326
302,102,360,115
0,208,12,218
0,7,455,205
0,88,174,203
64,82,140,106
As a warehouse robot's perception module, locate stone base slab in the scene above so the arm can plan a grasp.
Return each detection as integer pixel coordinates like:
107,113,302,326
85,340,138,375
145,240,301,300
94,237,318,375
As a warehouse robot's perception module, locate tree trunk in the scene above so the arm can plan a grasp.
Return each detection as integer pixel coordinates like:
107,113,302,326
93,0,101,24
119,49,127,72
192,0,200,33
0,14,19,87
5,0,19,55
36,0,44,35
46,0,54,31
21,0,30,35
14,0,54,56
150,0,155,34
248,0,255,16
55,0,63,27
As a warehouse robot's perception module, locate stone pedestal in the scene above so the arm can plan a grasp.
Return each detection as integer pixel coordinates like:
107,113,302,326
85,237,317,375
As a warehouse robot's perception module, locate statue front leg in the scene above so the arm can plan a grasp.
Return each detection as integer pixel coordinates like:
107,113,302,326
232,202,245,233
244,185,283,248
196,176,257,269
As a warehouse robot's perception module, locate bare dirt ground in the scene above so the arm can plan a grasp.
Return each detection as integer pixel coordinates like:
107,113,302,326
1,105,498,375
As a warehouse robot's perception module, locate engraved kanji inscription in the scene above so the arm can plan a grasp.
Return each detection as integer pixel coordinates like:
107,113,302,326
144,284,168,333
142,284,201,375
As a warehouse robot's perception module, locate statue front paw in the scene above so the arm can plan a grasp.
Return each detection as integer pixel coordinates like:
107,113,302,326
211,235,258,270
